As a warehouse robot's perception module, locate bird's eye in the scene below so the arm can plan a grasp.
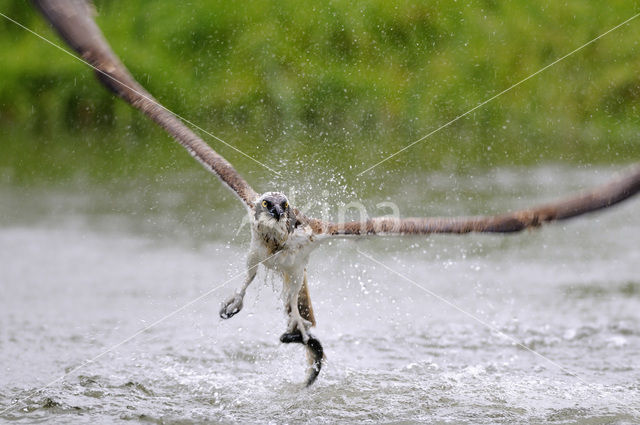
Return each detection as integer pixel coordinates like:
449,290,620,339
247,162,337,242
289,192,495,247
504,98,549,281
283,202,289,209
262,200,268,208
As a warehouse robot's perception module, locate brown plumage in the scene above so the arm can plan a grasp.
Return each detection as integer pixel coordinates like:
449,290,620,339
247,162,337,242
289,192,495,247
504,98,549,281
294,271,316,326
310,165,640,236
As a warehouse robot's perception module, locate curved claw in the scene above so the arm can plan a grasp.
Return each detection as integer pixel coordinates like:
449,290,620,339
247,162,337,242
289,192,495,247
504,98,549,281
287,316,312,342
280,331,324,387
219,293,243,319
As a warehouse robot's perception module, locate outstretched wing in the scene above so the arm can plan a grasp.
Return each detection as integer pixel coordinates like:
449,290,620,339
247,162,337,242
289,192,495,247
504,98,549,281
309,165,640,236
33,0,258,209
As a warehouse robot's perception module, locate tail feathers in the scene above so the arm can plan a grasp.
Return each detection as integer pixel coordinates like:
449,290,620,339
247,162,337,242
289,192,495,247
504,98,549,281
297,271,316,325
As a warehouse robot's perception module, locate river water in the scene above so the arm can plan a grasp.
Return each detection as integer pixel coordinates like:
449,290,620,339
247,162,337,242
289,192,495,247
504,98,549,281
1,166,639,424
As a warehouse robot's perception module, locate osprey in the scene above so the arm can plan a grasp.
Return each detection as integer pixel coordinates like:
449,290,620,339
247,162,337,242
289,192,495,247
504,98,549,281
34,0,640,386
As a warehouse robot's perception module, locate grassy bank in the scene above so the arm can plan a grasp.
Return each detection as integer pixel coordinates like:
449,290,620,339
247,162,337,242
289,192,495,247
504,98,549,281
1,0,639,186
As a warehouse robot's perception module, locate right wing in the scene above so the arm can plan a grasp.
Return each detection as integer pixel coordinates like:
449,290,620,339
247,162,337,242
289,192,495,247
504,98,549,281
33,0,258,209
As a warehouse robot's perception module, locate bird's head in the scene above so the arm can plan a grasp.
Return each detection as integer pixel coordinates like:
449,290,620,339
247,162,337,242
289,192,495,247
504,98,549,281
254,192,291,222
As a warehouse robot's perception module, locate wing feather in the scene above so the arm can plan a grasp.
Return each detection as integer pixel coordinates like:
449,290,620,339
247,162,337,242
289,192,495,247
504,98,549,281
33,0,258,209
311,165,640,236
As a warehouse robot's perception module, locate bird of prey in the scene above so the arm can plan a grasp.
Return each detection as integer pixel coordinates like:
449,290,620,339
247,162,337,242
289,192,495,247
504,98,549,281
34,0,640,386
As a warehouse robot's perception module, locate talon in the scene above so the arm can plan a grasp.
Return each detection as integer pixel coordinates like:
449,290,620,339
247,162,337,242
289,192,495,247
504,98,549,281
219,294,243,319
287,316,312,342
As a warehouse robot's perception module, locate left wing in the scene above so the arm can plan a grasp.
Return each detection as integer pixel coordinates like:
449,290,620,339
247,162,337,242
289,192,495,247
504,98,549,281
308,165,640,236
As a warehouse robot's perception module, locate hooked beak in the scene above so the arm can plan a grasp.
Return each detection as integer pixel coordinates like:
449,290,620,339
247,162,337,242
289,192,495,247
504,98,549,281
269,204,283,220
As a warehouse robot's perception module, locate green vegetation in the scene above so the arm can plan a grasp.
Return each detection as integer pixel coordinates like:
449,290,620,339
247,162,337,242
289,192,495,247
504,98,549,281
1,0,639,186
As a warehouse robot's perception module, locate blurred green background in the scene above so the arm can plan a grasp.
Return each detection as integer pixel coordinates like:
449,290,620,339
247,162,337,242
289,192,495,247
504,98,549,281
1,0,639,187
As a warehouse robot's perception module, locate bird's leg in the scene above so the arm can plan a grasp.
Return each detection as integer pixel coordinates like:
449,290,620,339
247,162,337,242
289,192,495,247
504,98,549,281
219,252,259,319
279,270,324,386
281,272,312,343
